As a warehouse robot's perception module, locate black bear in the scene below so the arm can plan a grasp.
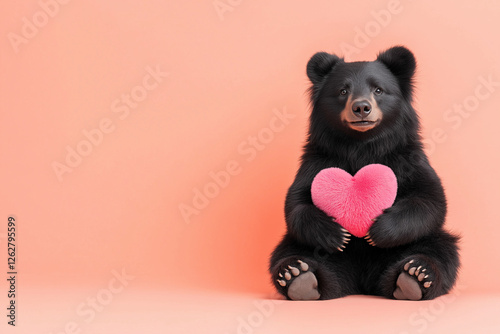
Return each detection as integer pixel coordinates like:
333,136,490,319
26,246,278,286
269,46,460,300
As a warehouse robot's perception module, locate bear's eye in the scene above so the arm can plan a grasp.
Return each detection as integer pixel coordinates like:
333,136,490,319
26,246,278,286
340,89,348,96
374,87,383,95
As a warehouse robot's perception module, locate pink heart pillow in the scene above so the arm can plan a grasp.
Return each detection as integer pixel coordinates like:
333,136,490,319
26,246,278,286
311,164,397,238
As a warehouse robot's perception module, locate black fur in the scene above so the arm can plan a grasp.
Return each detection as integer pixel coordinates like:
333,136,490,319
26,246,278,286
270,46,460,300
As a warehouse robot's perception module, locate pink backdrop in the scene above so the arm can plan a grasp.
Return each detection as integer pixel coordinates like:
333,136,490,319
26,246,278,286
1,0,500,332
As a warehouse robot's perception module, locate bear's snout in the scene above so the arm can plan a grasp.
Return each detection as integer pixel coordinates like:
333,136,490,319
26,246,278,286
352,100,372,118
340,96,382,133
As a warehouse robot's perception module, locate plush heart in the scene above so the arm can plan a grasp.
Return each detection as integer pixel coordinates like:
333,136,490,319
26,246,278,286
311,164,397,238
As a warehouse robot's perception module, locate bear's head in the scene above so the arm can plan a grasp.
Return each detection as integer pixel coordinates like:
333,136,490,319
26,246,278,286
307,46,417,141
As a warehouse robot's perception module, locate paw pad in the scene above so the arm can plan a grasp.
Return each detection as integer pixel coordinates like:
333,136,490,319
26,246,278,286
403,259,432,288
276,259,320,300
277,260,310,287
394,257,436,300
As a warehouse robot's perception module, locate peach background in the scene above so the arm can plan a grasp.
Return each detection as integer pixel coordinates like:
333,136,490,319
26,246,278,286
1,0,500,332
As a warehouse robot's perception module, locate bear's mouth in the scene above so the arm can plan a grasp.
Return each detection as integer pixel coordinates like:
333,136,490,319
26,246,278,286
346,119,381,131
350,120,377,125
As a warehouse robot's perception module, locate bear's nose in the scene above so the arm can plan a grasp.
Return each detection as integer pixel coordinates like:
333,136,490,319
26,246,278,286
352,100,372,118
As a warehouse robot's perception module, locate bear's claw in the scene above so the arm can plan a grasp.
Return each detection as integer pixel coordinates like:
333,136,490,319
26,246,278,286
393,257,435,300
404,259,432,289
364,233,376,246
276,259,320,300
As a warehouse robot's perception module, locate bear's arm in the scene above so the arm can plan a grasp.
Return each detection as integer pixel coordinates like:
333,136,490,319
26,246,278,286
284,164,348,252
368,167,447,248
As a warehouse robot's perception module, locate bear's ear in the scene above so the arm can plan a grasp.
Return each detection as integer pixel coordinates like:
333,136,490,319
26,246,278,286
307,52,342,86
377,46,416,99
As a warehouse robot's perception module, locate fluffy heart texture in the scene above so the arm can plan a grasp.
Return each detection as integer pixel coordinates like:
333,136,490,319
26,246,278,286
311,164,397,238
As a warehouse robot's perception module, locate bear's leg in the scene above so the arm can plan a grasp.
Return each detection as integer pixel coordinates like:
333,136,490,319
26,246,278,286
270,235,356,300
378,231,460,300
